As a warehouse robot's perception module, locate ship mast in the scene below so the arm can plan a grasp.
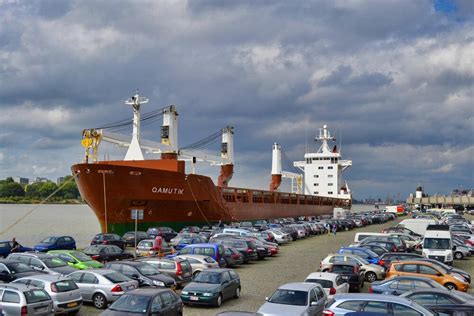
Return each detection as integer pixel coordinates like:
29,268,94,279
124,91,149,161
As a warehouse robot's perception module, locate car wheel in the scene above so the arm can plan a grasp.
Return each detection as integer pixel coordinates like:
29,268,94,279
234,287,241,298
193,270,201,277
444,283,457,290
215,294,222,307
455,252,464,260
365,272,377,282
93,293,107,309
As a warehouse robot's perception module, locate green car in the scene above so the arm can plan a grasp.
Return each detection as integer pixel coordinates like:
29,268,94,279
48,250,103,270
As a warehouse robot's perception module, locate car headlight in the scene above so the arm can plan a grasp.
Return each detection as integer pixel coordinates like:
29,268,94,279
181,291,189,295
447,253,452,260
153,280,165,286
203,293,213,297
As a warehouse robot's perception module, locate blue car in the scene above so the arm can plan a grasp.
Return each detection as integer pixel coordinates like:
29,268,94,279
167,243,226,267
0,241,32,258
34,236,76,252
174,237,208,251
370,276,449,295
337,247,381,265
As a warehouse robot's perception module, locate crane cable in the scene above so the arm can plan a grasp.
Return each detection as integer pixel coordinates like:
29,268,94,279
0,177,76,236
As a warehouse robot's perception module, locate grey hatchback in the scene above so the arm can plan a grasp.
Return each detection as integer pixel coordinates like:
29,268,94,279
0,283,53,316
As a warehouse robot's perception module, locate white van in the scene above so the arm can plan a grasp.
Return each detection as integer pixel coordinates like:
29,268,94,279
222,228,252,236
398,218,437,236
353,232,389,243
422,224,453,265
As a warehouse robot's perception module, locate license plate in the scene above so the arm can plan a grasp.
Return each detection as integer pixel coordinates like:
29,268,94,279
190,296,199,301
67,302,78,308
342,276,349,279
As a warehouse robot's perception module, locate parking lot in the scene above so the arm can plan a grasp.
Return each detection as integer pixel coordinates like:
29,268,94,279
74,214,473,315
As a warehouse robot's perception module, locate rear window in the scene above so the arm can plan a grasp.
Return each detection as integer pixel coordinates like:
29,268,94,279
332,265,354,273
103,272,131,283
179,260,191,271
305,279,333,288
25,289,51,303
159,261,176,269
54,280,78,292
204,257,216,263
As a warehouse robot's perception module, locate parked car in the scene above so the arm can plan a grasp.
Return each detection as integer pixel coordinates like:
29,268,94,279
48,250,103,270
258,282,327,316
325,263,364,292
101,288,183,316
379,252,423,269
13,274,83,315
104,261,176,289
83,244,133,262
174,236,208,251
414,258,471,284
34,236,76,252
0,283,53,316
401,289,474,314
181,268,241,307
304,272,350,299
171,243,226,267
138,257,193,287
0,240,32,258
91,233,126,250
323,293,436,315
370,275,450,295
360,240,400,253
337,247,381,265
136,239,174,257
223,247,245,268
0,259,45,282
68,269,138,309
320,254,385,282
359,244,389,256
146,227,178,242
122,231,149,247
174,254,219,276
212,239,258,263
7,252,77,275
386,260,470,291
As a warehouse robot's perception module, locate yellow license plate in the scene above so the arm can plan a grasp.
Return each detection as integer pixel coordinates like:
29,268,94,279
67,302,78,308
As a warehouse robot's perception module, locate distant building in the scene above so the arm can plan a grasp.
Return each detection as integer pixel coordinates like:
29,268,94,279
34,177,49,183
13,177,29,185
57,177,66,185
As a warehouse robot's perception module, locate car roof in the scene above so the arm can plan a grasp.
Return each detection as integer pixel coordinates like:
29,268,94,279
391,260,436,265
305,272,339,281
381,275,435,283
70,269,117,276
279,282,320,291
176,254,213,260
197,268,233,274
333,293,414,304
127,288,173,297
0,283,38,291
12,252,54,258
15,274,70,282
401,288,457,296
183,243,217,247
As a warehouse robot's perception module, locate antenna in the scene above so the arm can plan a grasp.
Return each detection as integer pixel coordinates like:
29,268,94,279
339,126,342,154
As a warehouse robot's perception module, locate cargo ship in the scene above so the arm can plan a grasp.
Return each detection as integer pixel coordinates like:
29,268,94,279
72,92,352,235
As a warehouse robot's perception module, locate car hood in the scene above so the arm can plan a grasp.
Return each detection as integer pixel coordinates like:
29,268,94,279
258,302,307,316
147,273,175,283
14,271,48,278
50,265,77,275
183,282,221,292
83,260,103,268
100,310,144,316
34,243,54,250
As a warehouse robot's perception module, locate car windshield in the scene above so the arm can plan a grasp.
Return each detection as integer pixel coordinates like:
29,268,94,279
139,241,154,248
73,252,93,262
84,246,101,254
364,249,378,257
268,289,307,306
194,272,221,284
305,279,333,288
54,280,78,292
40,237,57,244
423,238,451,250
332,265,354,273
104,272,131,283
109,294,150,313
7,262,34,273
137,263,160,276
43,257,67,268
25,289,51,303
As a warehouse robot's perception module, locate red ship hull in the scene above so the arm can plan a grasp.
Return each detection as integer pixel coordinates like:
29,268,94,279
71,160,351,235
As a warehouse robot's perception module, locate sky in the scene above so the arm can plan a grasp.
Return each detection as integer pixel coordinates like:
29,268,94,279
0,0,472,200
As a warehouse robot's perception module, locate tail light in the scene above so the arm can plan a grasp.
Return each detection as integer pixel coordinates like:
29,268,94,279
21,306,27,316
231,253,240,259
103,240,108,245
323,310,335,316
176,262,183,276
111,284,123,292
369,286,373,293
246,248,254,253
378,260,385,266
329,287,336,295
91,255,100,260
392,246,397,252
50,283,58,293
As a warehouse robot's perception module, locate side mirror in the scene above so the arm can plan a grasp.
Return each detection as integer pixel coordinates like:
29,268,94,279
265,297,269,301
310,301,319,306
452,246,457,250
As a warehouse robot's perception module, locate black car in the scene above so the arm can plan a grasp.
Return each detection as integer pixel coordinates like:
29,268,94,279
0,259,47,282
214,239,258,263
146,227,178,242
102,288,183,316
104,261,176,289
328,263,364,292
83,244,133,262
223,247,244,268
362,240,399,253
122,231,149,247
91,233,126,250
379,252,423,269
401,289,474,315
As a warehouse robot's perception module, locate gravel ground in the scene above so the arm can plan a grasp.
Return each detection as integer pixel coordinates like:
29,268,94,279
77,214,474,316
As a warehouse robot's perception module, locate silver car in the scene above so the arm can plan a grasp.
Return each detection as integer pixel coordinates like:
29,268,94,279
7,252,77,276
324,293,436,315
13,274,82,315
320,254,385,282
258,282,327,316
0,283,53,316
67,269,138,309
174,254,219,276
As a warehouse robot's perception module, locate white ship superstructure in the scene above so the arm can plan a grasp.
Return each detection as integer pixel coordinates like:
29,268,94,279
294,125,352,199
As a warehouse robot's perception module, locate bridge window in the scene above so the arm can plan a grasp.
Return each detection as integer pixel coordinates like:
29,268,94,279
314,175,319,178
328,175,333,178
328,166,333,170
318,166,324,170
314,183,319,186
328,191,333,194
328,183,333,186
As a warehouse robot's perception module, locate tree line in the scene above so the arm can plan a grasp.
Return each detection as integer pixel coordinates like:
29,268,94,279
0,176,81,203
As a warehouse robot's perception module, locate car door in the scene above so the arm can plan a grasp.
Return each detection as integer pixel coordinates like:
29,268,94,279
221,272,232,299
79,272,99,301
307,288,319,315
0,263,12,282
417,264,443,283
313,285,326,314
57,253,77,268
159,291,178,316
30,258,47,272
335,275,349,293
1,290,21,315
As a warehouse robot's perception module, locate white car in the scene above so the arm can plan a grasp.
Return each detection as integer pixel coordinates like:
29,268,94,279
304,272,349,299
174,254,219,276
268,229,291,244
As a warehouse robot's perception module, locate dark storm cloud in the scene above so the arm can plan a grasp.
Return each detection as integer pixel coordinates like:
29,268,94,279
0,0,472,198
